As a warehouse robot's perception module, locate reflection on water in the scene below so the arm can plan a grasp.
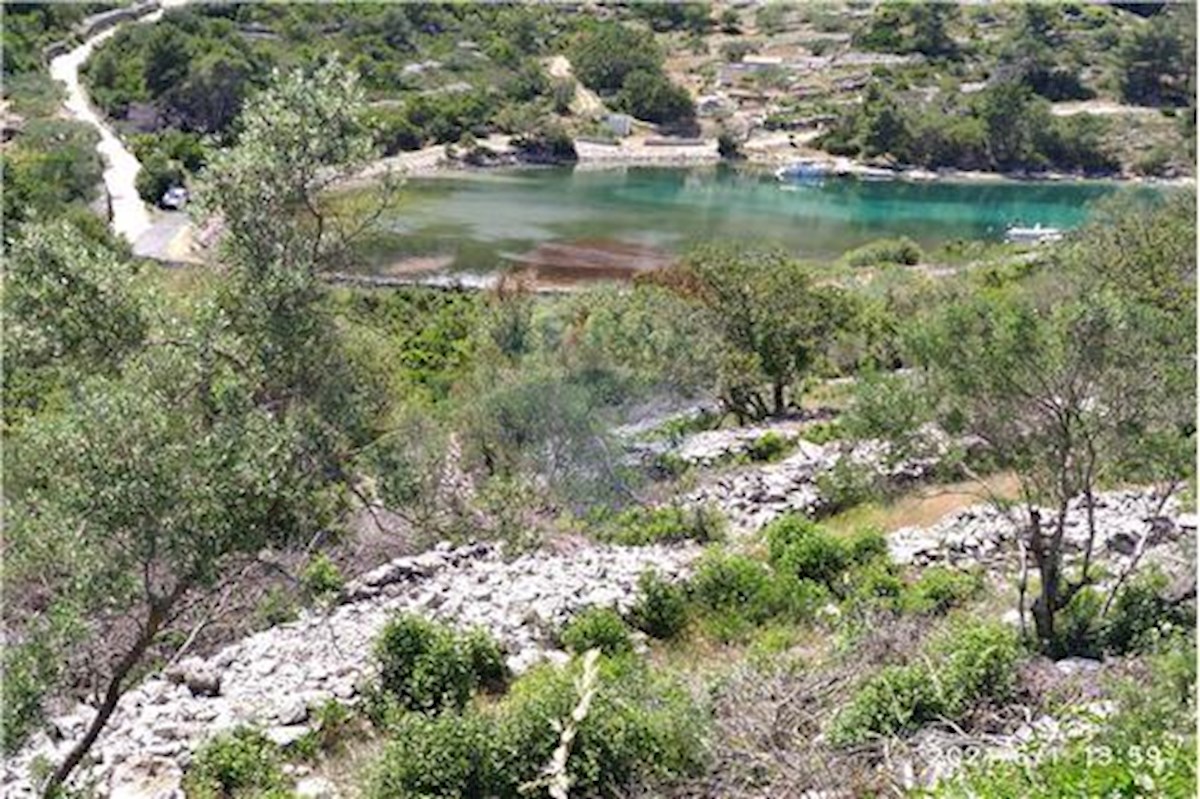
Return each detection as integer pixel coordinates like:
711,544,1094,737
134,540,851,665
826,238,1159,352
364,166,1146,276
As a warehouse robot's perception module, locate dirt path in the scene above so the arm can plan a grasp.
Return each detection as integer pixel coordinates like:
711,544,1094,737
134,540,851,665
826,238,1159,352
545,54,605,117
1050,100,1165,117
49,0,195,255
49,20,158,244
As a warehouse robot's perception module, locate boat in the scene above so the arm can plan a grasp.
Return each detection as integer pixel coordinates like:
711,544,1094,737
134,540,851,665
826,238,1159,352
857,166,897,181
1004,223,1064,244
775,159,830,182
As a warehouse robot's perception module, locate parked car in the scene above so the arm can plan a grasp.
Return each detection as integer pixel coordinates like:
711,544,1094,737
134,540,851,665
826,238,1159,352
160,186,189,210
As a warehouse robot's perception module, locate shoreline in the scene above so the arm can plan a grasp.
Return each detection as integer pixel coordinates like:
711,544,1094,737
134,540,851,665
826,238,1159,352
355,135,1194,189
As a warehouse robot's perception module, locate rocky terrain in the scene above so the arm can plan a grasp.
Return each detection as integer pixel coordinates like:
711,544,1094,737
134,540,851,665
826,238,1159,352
7,477,1192,798
2,542,698,798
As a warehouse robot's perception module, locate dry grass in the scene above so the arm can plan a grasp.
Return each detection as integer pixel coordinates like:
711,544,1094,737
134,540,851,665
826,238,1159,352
823,472,1023,536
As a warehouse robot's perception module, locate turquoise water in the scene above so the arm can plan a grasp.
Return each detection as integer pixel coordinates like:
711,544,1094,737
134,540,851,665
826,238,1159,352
373,166,1144,273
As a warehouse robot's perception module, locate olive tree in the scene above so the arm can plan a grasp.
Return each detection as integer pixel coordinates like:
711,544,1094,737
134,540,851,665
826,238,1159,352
3,61,391,794
907,200,1195,652
664,243,851,420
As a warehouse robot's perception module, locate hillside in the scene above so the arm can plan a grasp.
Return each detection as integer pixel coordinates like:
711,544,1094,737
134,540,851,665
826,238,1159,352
0,4,1197,799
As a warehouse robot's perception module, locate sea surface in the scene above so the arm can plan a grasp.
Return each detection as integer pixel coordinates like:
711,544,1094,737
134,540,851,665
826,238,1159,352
366,166,1150,276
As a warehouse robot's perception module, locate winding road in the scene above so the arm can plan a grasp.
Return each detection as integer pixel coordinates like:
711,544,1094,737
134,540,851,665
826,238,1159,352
48,1,193,258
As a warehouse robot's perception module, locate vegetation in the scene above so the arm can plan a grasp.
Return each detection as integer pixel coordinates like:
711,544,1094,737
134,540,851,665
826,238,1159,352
2,5,1195,798
374,614,506,713
560,608,633,657
905,192,1195,653
366,656,709,799
831,619,1022,743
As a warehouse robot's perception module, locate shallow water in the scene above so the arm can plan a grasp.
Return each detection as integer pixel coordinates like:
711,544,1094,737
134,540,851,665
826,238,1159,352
370,166,1147,275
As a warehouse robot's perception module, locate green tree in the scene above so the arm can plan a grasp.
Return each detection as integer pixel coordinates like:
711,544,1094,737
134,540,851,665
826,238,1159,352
2,221,149,426
568,22,663,93
667,244,851,419
5,60,393,793
907,203,1195,651
614,70,695,126
1117,6,1192,107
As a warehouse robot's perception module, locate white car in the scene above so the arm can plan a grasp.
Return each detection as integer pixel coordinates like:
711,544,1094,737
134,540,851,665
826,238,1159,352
160,186,189,210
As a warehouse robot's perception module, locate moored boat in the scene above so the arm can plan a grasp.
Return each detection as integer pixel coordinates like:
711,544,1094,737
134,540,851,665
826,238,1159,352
1004,223,1064,244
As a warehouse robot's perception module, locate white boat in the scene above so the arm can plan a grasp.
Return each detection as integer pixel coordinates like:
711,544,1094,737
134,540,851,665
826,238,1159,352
857,166,896,181
1004,223,1064,244
775,159,829,182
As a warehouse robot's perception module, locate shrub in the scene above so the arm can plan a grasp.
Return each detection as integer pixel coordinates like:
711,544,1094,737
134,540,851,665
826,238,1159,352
367,658,709,799
843,236,923,267
903,567,981,615
746,431,791,462
464,628,508,692
690,552,774,618
560,607,632,657
846,560,905,610
832,619,1022,743
614,69,695,126
831,664,942,743
815,457,878,513
1103,570,1196,656
374,614,507,712
135,152,185,207
847,526,888,565
184,727,285,799
605,504,724,546
629,570,689,640
300,553,344,601
717,130,742,160
764,515,850,587
368,709,499,799
931,620,1021,715
569,23,663,93
495,658,709,797
256,587,298,628
1052,586,1105,659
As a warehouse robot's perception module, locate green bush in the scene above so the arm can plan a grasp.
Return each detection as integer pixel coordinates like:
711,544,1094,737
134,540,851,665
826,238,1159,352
902,567,981,615
374,614,507,713
847,526,888,565
764,515,850,587
368,709,499,799
1103,571,1196,656
845,560,905,611
831,664,943,742
1,641,57,755
135,152,185,207
931,620,1021,715
366,657,709,799
746,431,792,462
300,553,344,601
832,619,1021,743
614,70,695,126
843,237,923,267
1052,586,1106,659
569,23,663,93
560,607,632,657
814,457,878,513
494,658,709,797
926,636,1196,798
605,504,725,546
690,552,774,618
629,570,689,640
183,727,285,799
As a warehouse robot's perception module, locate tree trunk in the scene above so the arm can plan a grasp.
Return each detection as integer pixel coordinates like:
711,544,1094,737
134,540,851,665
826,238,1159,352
42,609,163,797
772,380,786,417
